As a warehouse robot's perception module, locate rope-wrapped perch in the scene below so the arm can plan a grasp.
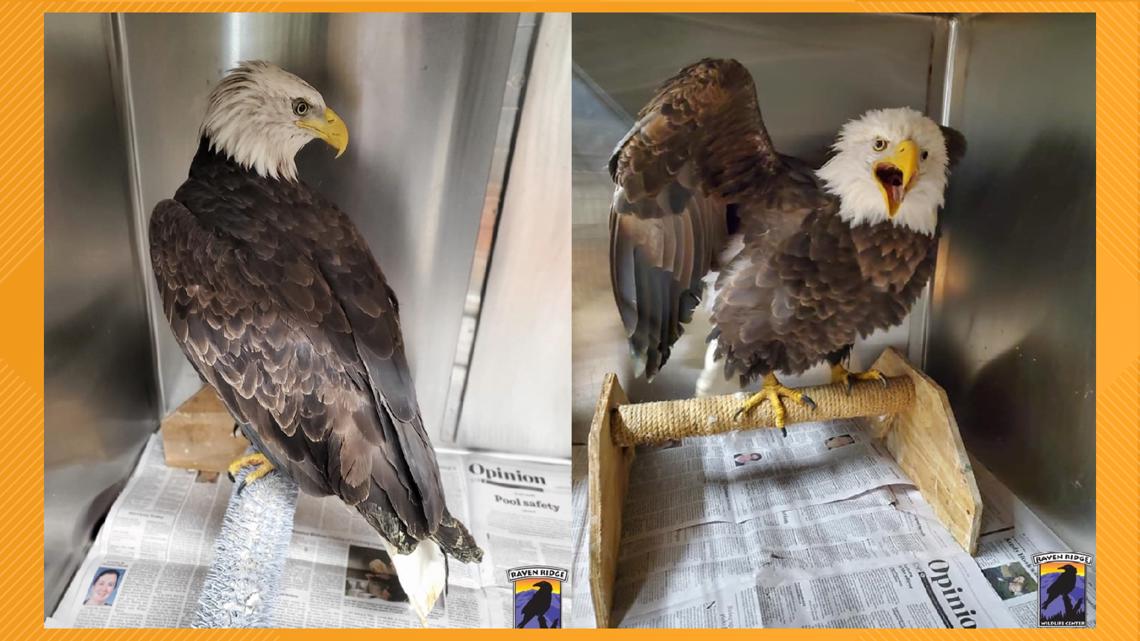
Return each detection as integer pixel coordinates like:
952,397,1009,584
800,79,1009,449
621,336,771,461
611,377,914,446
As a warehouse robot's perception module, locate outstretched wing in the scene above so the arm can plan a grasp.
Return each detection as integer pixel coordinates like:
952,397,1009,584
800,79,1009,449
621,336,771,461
150,197,444,541
609,58,782,378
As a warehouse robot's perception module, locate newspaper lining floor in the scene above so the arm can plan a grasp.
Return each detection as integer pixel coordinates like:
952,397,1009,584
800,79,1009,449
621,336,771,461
569,418,1095,629
49,433,572,628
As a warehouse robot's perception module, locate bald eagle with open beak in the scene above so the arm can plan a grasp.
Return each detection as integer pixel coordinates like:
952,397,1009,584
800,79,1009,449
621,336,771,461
609,59,966,431
149,61,482,622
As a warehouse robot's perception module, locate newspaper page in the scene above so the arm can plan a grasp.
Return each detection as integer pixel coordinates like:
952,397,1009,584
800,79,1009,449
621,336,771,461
722,419,911,521
466,451,574,627
969,460,1096,627
568,446,595,628
49,433,571,628
618,552,1016,629
570,418,1028,628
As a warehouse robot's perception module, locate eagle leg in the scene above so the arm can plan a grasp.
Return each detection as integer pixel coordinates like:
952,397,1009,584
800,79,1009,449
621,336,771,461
733,373,817,436
226,451,276,494
829,363,887,394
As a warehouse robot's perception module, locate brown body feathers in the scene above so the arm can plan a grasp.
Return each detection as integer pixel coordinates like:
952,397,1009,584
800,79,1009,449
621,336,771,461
609,59,942,382
150,138,481,562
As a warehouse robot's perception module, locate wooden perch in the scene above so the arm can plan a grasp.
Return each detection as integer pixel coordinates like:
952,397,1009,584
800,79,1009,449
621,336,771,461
587,347,982,628
160,386,250,473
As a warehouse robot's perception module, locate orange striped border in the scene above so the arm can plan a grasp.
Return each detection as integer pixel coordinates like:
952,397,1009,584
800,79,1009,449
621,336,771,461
4,1,1137,639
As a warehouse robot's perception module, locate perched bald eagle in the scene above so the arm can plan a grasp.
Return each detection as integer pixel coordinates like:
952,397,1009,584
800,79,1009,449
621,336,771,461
149,61,482,621
609,59,965,429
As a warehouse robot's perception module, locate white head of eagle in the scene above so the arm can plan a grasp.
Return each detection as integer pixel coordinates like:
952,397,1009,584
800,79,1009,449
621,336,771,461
200,60,348,182
816,107,950,237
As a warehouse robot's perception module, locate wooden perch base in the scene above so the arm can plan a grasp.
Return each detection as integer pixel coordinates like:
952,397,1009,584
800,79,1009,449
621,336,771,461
586,347,982,628
160,386,250,473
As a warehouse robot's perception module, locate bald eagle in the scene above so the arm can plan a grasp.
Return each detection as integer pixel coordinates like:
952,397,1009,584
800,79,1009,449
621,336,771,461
148,61,482,621
609,59,965,430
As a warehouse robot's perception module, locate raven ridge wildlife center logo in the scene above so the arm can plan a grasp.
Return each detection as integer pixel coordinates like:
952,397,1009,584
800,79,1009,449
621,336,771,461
508,566,566,628
1033,552,1092,627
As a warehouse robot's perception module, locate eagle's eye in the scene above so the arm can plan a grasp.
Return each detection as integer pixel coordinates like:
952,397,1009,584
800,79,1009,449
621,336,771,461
292,99,311,117
921,150,929,161
872,138,888,152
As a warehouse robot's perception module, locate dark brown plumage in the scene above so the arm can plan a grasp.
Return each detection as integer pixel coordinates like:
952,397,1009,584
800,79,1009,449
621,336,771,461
609,59,961,383
150,137,481,562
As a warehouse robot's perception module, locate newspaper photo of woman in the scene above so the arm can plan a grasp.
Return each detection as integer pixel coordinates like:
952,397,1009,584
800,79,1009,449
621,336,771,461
732,452,763,468
83,568,123,606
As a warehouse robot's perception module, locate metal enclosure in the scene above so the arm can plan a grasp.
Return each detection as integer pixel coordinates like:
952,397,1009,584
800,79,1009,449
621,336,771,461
44,12,570,613
571,13,1096,553
925,14,1095,554
44,14,159,614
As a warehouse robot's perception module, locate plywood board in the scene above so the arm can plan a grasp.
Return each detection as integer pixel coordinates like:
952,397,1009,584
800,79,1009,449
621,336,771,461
587,374,635,629
159,386,249,473
870,348,983,553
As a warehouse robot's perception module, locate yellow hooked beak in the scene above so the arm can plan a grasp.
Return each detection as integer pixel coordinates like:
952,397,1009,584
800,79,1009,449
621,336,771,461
874,139,919,216
297,107,349,158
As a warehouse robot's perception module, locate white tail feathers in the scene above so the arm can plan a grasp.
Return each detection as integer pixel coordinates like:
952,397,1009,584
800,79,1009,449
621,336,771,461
695,338,721,398
382,538,446,626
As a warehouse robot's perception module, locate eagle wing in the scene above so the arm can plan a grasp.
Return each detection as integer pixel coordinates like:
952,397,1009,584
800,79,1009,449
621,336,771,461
150,198,444,542
609,58,781,378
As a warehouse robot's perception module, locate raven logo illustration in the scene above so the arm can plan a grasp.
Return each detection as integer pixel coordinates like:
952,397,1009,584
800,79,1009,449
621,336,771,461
517,581,555,628
1041,565,1078,611
1034,553,1092,627
508,566,566,628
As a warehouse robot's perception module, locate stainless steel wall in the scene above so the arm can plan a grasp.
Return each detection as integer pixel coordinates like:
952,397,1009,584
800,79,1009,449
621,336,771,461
44,14,159,614
457,14,572,458
116,13,524,446
926,14,1096,553
571,13,943,441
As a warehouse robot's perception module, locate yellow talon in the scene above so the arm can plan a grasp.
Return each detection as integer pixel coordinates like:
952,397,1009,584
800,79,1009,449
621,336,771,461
830,364,887,394
226,452,275,493
241,462,275,486
226,452,269,478
733,372,817,436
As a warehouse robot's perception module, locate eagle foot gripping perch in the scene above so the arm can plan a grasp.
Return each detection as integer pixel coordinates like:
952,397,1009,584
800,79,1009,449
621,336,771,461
226,451,277,494
733,372,819,436
194,448,299,628
586,347,983,628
